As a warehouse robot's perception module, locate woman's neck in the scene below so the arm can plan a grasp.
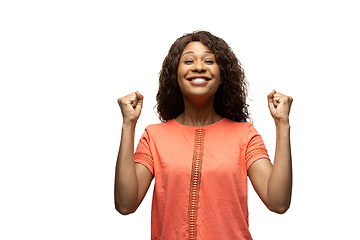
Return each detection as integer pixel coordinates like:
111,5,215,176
175,95,223,127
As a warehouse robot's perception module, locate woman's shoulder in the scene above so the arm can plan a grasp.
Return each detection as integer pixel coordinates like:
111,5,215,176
144,119,177,132
222,118,253,128
219,119,259,137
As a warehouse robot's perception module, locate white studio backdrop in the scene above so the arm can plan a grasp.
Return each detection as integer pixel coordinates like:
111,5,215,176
1,0,359,239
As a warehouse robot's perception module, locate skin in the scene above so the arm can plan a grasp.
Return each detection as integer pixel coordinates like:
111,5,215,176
114,42,293,215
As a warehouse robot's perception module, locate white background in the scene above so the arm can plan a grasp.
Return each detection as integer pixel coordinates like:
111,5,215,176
1,0,359,239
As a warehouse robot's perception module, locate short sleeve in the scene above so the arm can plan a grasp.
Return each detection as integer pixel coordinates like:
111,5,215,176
134,129,154,175
245,124,270,170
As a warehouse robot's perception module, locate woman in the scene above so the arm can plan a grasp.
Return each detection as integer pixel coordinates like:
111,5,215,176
114,31,293,239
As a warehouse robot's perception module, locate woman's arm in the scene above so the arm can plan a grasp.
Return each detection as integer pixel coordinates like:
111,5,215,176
248,90,293,214
114,92,153,215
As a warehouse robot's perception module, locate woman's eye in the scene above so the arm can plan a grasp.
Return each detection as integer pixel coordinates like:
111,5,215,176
184,60,193,64
205,60,214,64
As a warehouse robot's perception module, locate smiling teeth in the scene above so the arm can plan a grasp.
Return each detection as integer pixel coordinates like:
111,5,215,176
192,78,206,82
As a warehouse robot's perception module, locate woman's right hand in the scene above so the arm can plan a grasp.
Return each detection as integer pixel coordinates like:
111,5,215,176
117,91,143,125
115,91,152,215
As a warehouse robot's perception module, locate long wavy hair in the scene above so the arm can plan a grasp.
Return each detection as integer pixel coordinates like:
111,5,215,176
156,30,250,122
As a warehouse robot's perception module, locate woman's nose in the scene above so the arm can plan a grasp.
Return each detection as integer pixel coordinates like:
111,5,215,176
192,61,206,72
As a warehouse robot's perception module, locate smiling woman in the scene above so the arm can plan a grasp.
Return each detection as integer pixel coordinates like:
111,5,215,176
114,30,293,240
156,31,250,123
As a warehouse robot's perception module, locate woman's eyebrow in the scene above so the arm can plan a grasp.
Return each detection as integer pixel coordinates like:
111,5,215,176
181,51,194,57
181,51,214,57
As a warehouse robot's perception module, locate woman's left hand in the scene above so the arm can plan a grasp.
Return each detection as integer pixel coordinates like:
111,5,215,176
267,90,293,125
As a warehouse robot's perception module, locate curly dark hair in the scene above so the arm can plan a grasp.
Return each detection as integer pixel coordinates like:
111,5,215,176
156,30,250,123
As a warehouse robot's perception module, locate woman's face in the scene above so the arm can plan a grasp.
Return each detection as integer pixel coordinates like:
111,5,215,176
177,41,221,100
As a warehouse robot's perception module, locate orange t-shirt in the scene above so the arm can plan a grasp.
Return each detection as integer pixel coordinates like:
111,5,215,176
134,118,269,240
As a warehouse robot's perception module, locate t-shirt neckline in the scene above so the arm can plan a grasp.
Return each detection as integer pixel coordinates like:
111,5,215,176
169,118,228,129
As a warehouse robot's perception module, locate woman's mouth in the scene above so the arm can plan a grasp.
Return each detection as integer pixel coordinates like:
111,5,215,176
187,77,210,86
186,75,211,85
